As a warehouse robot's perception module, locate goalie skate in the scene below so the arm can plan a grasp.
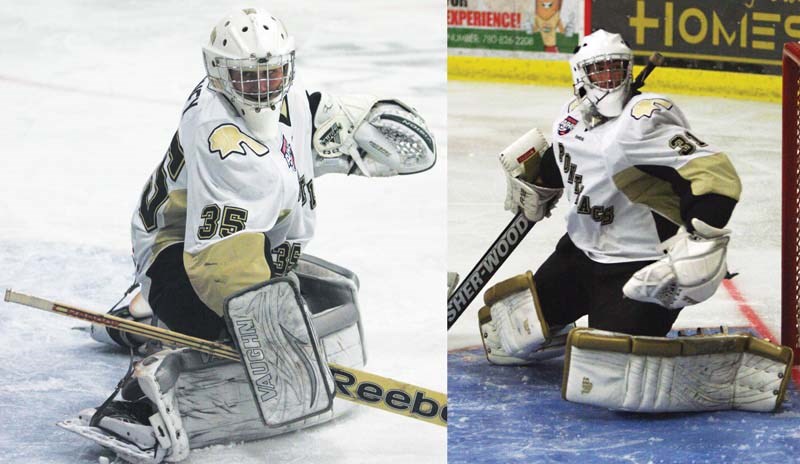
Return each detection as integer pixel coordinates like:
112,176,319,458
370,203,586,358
58,404,166,464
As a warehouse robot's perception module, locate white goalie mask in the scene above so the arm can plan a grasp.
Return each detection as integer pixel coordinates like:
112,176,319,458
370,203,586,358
569,30,633,118
202,9,295,141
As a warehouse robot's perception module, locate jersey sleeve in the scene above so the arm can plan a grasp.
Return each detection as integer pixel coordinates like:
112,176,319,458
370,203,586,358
610,94,741,229
179,115,292,315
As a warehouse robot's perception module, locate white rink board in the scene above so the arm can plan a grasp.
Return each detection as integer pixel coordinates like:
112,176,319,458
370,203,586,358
0,1,446,463
448,80,780,349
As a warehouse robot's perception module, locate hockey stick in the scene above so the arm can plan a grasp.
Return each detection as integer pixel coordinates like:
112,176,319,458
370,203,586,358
4,289,446,428
632,52,665,92
447,54,665,330
447,211,535,329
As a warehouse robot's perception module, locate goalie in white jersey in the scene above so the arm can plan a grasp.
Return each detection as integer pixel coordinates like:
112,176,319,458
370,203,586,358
127,12,435,341
479,30,792,413
72,8,436,462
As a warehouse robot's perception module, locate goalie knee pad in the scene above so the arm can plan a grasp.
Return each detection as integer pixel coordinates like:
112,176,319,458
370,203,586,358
563,328,793,412
479,271,573,365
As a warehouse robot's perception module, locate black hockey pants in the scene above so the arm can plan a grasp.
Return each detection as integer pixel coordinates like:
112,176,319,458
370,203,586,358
535,234,682,336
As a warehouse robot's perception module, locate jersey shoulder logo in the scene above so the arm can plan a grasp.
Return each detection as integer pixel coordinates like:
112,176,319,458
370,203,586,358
630,98,673,120
280,135,296,171
208,124,269,160
558,115,578,136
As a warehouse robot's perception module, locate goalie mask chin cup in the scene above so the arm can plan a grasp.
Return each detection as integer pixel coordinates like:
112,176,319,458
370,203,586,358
202,8,296,140
570,29,633,118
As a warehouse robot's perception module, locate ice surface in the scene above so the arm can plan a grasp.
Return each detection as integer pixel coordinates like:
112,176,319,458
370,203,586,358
0,1,446,463
449,344,800,464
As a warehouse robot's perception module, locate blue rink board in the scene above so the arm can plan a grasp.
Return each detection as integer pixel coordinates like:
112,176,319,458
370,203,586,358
448,340,800,464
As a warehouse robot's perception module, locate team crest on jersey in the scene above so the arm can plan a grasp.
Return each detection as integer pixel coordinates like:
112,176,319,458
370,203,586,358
558,116,578,135
208,124,269,160
631,98,673,120
280,135,296,171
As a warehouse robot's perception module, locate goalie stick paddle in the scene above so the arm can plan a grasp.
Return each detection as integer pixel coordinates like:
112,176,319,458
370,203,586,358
447,211,535,329
4,289,447,428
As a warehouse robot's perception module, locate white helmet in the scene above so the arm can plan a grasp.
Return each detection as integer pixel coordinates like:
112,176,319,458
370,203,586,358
569,30,633,118
202,8,295,141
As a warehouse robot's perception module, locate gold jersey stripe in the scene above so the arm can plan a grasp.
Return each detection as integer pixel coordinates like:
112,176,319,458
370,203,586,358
612,168,683,225
151,189,188,260
183,232,272,315
613,152,741,224
677,153,742,200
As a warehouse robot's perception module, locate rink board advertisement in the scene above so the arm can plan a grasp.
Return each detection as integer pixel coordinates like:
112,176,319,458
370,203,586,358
447,0,583,55
591,0,797,74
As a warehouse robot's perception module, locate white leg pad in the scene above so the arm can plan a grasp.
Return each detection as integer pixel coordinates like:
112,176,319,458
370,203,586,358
225,277,335,427
60,280,366,463
563,328,794,412
479,271,572,365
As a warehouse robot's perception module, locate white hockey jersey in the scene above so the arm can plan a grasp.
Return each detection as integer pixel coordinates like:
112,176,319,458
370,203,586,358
548,93,741,264
131,78,318,314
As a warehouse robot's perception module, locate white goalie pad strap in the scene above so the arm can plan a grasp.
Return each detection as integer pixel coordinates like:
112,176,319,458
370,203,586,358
623,218,730,309
479,271,572,365
563,328,794,412
224,277,335,428
136,351,190,462
504,175,563,222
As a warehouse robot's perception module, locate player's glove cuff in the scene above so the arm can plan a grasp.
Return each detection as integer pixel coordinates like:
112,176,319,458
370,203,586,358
504,175,562,221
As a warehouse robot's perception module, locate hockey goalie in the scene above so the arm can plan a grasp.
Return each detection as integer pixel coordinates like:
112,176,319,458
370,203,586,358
479,29,793,412
63,8,436,463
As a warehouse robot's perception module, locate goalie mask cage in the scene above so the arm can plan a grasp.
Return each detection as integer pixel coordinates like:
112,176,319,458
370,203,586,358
783,41,800,365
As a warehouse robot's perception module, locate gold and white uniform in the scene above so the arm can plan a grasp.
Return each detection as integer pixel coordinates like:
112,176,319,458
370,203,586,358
550,93,741,263
131,78,317,314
